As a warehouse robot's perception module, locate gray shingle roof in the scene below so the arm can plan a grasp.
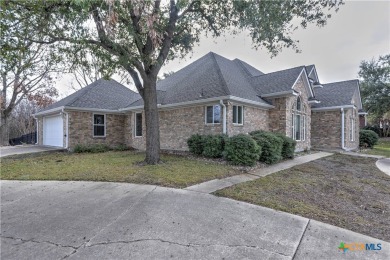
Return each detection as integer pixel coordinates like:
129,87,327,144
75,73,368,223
39,79,141,112
250,66,305,95
312,80,360,108
126,52,272,108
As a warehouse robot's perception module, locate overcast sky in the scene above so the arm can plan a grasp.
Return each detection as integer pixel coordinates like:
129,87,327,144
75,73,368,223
58,0,390,96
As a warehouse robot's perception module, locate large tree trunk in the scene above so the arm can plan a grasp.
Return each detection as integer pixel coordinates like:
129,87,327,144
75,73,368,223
0,114,10,146
143,78,160,164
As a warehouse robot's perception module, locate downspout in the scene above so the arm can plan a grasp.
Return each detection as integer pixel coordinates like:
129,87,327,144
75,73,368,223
220,100,227,134
62,108,69,149
341,108,345,150
34,117,38,145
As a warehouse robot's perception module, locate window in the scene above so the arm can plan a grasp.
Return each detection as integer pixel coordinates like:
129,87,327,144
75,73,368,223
291,96,306,141
350,117,354,141
205,105,221,124
135,112,143,137
233,105,243,125
93,114,105,137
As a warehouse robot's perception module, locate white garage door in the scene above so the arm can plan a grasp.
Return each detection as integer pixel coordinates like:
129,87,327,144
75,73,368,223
43,115,64,147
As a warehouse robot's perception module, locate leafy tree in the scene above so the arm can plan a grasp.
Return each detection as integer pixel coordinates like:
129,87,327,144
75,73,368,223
3,0,344,163
0,7,61,145
358,54,390,121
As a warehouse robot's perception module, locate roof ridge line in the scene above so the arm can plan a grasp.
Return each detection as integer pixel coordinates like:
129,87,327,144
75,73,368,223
251,65,306,79
322,79,359,85
210,53,231,96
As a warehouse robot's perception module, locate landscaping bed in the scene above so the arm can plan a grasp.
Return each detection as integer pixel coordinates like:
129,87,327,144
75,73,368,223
214,154,390,241
1,151,244,188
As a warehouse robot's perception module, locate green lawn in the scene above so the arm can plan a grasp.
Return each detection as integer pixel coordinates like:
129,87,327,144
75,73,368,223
0,151,241,188
364,138,390,157
214,154,390,241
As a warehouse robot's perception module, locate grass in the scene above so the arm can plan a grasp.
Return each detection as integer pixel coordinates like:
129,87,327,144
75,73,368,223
364,138,390,157
0,151,241,188
214,154,390,241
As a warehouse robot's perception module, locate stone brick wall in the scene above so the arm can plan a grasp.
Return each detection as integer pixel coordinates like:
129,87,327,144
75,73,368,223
267,76,311,151
67,111,125,150
267,97,288,134
226,102,269,136
311,110,341,149
125,104,225,151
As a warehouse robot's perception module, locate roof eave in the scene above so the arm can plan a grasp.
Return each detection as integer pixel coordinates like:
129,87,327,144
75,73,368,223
121,95,274,111
261,90,298,98
312,105,355,111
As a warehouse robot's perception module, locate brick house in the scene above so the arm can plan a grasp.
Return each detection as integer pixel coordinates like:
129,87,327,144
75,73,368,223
34,52,365,152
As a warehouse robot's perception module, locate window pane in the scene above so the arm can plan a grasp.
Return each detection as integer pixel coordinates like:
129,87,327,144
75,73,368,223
136,113,142,136
233,106,237,123
291,113,294,139
295,114,301,140
213,105,221,123
238,106,243,124
302,115,305,141
94,125,105,136
94,114,104,125
206,106,213,123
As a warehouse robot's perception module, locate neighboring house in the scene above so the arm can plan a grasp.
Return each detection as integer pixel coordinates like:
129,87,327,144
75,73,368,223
34,52,365,151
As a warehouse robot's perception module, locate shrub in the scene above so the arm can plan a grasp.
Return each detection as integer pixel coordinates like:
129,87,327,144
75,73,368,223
223,134,260,166
202,134,226,158
274,133,296,159
250,131,283,164
187,134,204,155
73,144,110,153
363,125,381,136
359,130,379,148
112,144,130,151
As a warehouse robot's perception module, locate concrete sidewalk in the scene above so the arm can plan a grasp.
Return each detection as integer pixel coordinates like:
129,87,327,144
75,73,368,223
1,181,388,260
376,158,390,176
185,152,333,194
0,145,65,158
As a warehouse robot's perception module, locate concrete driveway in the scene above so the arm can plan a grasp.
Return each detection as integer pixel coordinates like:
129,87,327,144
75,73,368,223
0,145,64,158
1,181,389,260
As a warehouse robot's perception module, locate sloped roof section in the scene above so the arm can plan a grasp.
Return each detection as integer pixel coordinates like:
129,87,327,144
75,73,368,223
39,79,141,112
250,66,305,96
233,59,264,77
312,80,360,108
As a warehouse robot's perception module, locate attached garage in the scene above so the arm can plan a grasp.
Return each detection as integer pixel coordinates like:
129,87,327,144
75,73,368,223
43,115,64,147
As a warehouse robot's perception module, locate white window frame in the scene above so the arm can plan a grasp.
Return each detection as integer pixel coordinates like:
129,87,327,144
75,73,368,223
134,112,143,137
93,113,106,137
350,117,354,141
205,105,221,125
232,105,244,125
292,96,306,141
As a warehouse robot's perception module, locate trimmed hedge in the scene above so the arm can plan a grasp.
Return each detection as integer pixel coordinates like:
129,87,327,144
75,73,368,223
250,131,283,164
359,130,379,148
187,134,204,155
202,134,226,158
275,133,296,159
73,144,110,153
223,134,260,166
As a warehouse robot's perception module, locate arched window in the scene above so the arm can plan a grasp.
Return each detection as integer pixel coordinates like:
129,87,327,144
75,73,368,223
291,97,306,141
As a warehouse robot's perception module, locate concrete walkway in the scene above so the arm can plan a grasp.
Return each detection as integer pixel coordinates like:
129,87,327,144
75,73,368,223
0,145,64,158
185,152,333,194
1,181,389,260
376,158,390,176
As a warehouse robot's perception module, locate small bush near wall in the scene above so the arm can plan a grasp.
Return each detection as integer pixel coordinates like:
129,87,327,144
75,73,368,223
359,130,379,148
187,134,205,155
223,134,260,166
362,125,380,136
250,131,283,164
275,133,296,159
73,144,110,153
202,134,227,158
